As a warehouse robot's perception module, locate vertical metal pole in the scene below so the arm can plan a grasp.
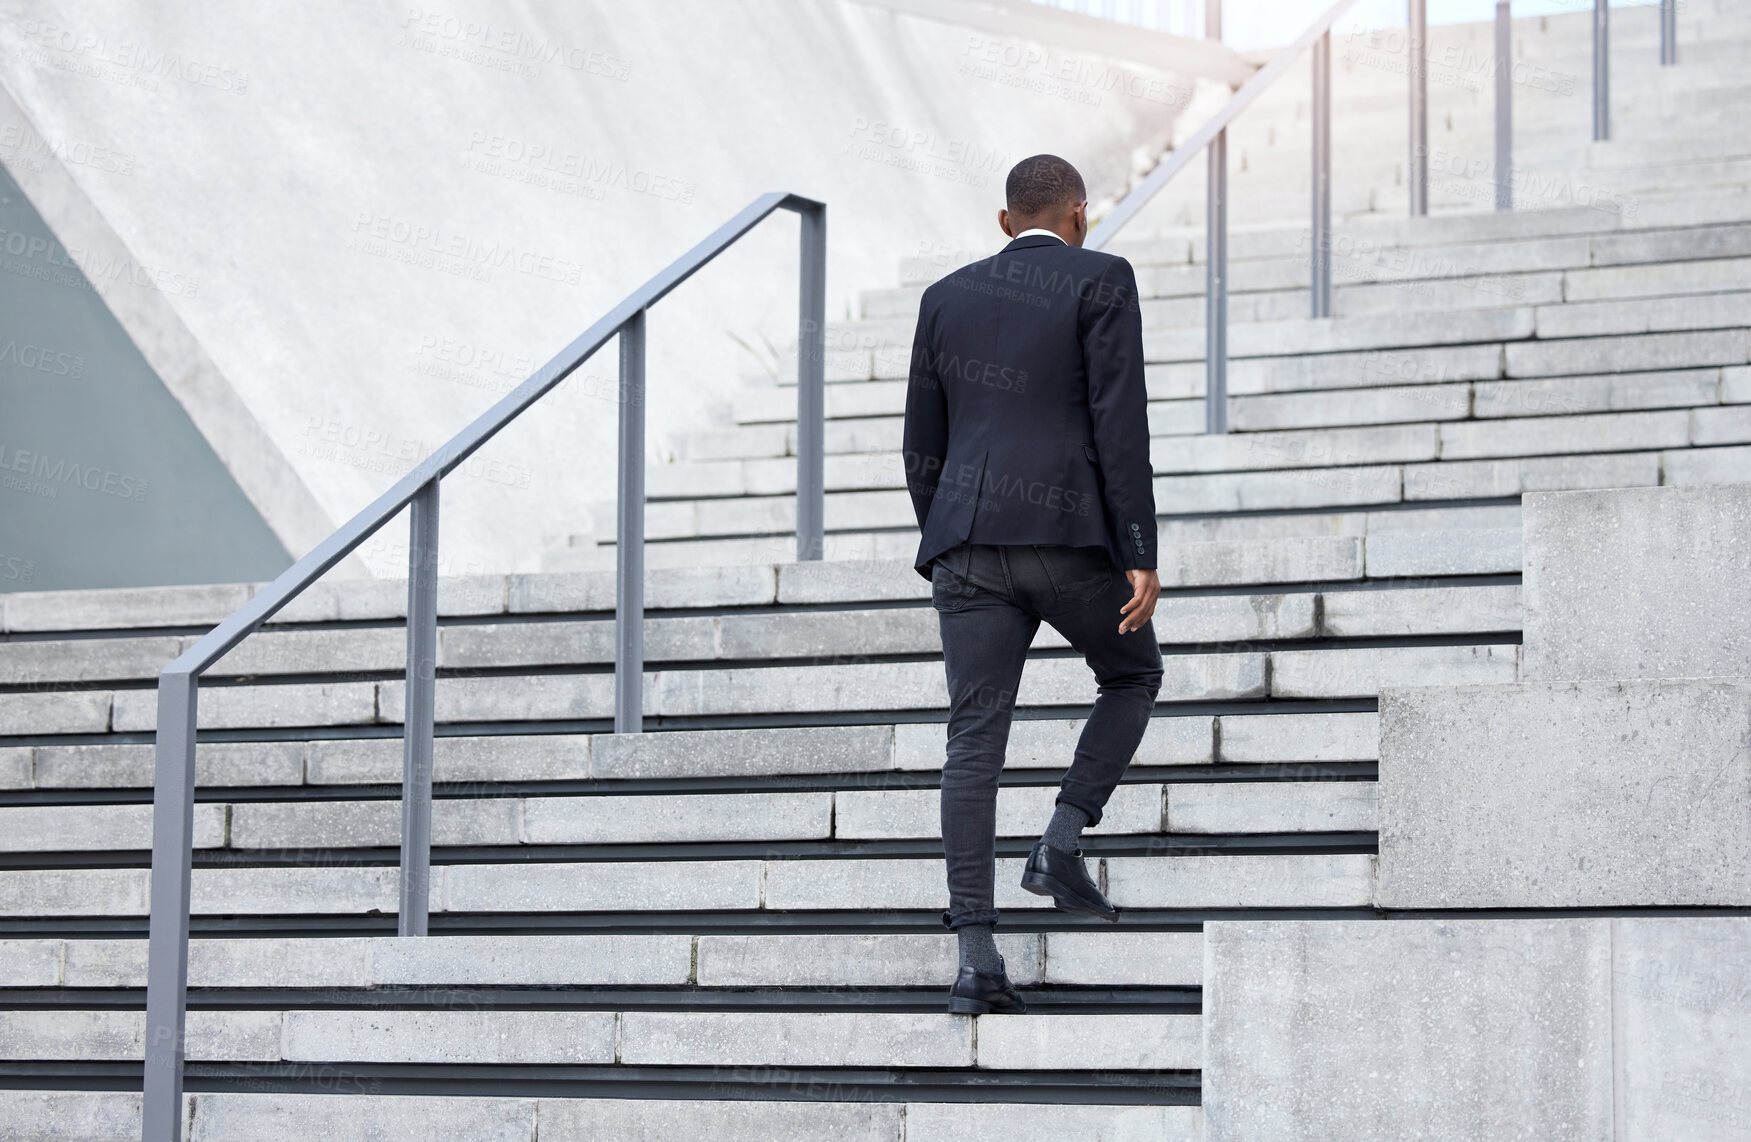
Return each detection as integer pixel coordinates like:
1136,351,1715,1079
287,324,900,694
1408,0,1428,215
615,311,646,734
795,204,826,563
1310,29,1331,319
398,479,438,937
1593,0,1609,141
1660,0,1676,66
1205,0,1226,434
142,671,198,1142
1495,2,1513,211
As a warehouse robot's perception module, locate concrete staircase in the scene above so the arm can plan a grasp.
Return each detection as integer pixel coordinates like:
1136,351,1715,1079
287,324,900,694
2,3,1748,1139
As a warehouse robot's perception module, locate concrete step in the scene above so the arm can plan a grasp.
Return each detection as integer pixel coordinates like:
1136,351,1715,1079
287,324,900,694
0,779,1376,852
0,851,1377,916
0,1090,1206,1141
0,930,1201,988
2,709,1383,791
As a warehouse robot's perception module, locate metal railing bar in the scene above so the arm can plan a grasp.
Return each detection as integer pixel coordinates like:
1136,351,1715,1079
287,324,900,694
1085,0,1362,250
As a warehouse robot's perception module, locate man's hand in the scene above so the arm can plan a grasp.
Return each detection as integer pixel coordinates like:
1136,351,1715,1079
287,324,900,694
1119,569,1160,635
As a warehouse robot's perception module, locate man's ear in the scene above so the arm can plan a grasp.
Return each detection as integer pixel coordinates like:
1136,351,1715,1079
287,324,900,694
998,208,1014,238
1074,201,1088,234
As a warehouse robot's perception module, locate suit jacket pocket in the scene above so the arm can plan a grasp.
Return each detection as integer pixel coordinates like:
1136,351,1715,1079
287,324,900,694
1082,444,1099,465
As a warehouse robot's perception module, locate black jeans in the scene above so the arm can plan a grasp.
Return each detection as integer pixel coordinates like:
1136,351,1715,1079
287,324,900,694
931,542,1164,930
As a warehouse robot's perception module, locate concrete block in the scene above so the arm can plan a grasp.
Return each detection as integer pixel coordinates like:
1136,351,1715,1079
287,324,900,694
1725,366,1751,404
227,798,520,849
1222,343,1504,397
1217,711,1379,763
1153,424,1439,475
209,627,405,677
976,1013,1201,1071
273,575,508,622
1472,370,1722,419
1166,781,1377,834
191,867,400,915
1042,931,1203,986
1153,466,1402,514
505,565,778,613
0,1010,280,1061
0,583,252,632
283,1010,614,1064
1535,291,1751,339
1105,854,1375,908
443,860,761,912
0,869,149,916
1691,404,1751,446
653,660,940,716
590,725,892,778
0,939,62,986
1403,451,1661,501
1363,528,1521,577
0,690,111,735
1523,485,1751,681
1159,537,1363,587
1229,384,1471,432
1663,442,1751,486
0,747,29,789
696,932,1042,987
716,607,938,659
1320,585,1521,638
1270,644,1517,698
1505,329,1749,378
0,803,226,851
1438,410,1691,461
32,741,306,789
439,616,717,667
1201,918,1613,1142
522,791,834,843
64,937,373,989
1614,917,1751,1142
111,682,376,731
1147,592,1318,642
1563,255,1751,301
304,734,588,785
776,558,930,604
0,1090,142,1141
187,1094,536,1141
892,716,1214,771
380,673,617,723
0,636,182,684
535,1098,902,1142
1377,679,1751,908
833,783,1161,840
620,1011,969,1067
904,1103,1202,1142
368,934,693,986
759,856,1042,912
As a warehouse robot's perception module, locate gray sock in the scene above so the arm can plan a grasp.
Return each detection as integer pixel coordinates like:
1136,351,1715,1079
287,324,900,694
957,924,1003,974
1041,802,1091,852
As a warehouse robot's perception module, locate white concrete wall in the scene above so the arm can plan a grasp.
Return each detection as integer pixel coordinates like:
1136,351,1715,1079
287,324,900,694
0,0,1188,575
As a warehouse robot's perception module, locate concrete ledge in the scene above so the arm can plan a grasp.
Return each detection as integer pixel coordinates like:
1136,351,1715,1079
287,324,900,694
1378,679,1751,908
1524,484,1751,681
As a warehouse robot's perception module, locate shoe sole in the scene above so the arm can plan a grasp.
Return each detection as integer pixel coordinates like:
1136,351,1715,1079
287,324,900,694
1020,869,1120,922
947,995,1027,1015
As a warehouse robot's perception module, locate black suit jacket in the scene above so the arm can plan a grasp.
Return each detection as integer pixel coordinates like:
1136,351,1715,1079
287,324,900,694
902,233,1156,579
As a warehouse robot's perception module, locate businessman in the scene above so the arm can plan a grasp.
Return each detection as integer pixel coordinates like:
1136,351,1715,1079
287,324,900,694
904,154,1163,1015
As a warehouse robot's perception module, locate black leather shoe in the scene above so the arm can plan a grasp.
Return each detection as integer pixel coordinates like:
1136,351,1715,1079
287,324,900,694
1021,840,1119,921
947,957,1027,1015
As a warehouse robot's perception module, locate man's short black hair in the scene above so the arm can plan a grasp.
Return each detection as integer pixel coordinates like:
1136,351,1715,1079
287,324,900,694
1005,154,1086,218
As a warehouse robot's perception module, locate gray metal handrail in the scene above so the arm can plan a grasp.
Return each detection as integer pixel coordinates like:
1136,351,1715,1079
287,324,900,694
139,191,826,1142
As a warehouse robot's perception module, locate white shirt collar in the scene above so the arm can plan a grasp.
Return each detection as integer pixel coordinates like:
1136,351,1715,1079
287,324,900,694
1014,227,1066,244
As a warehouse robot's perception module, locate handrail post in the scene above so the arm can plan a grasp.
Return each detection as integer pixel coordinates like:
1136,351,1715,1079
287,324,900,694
1408,0,1428,215
796,203,827,562
1659,0,1676,65
1206,0,1228,434
141,670,198,1142
1495,2,1513,211
1310,28,1331,319
398,479,439,936
1593,0,1609,141
615,310,647,734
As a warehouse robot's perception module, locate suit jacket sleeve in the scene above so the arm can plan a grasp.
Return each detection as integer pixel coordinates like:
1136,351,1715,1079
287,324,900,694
902,293,948,543
1081,257,1157,569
